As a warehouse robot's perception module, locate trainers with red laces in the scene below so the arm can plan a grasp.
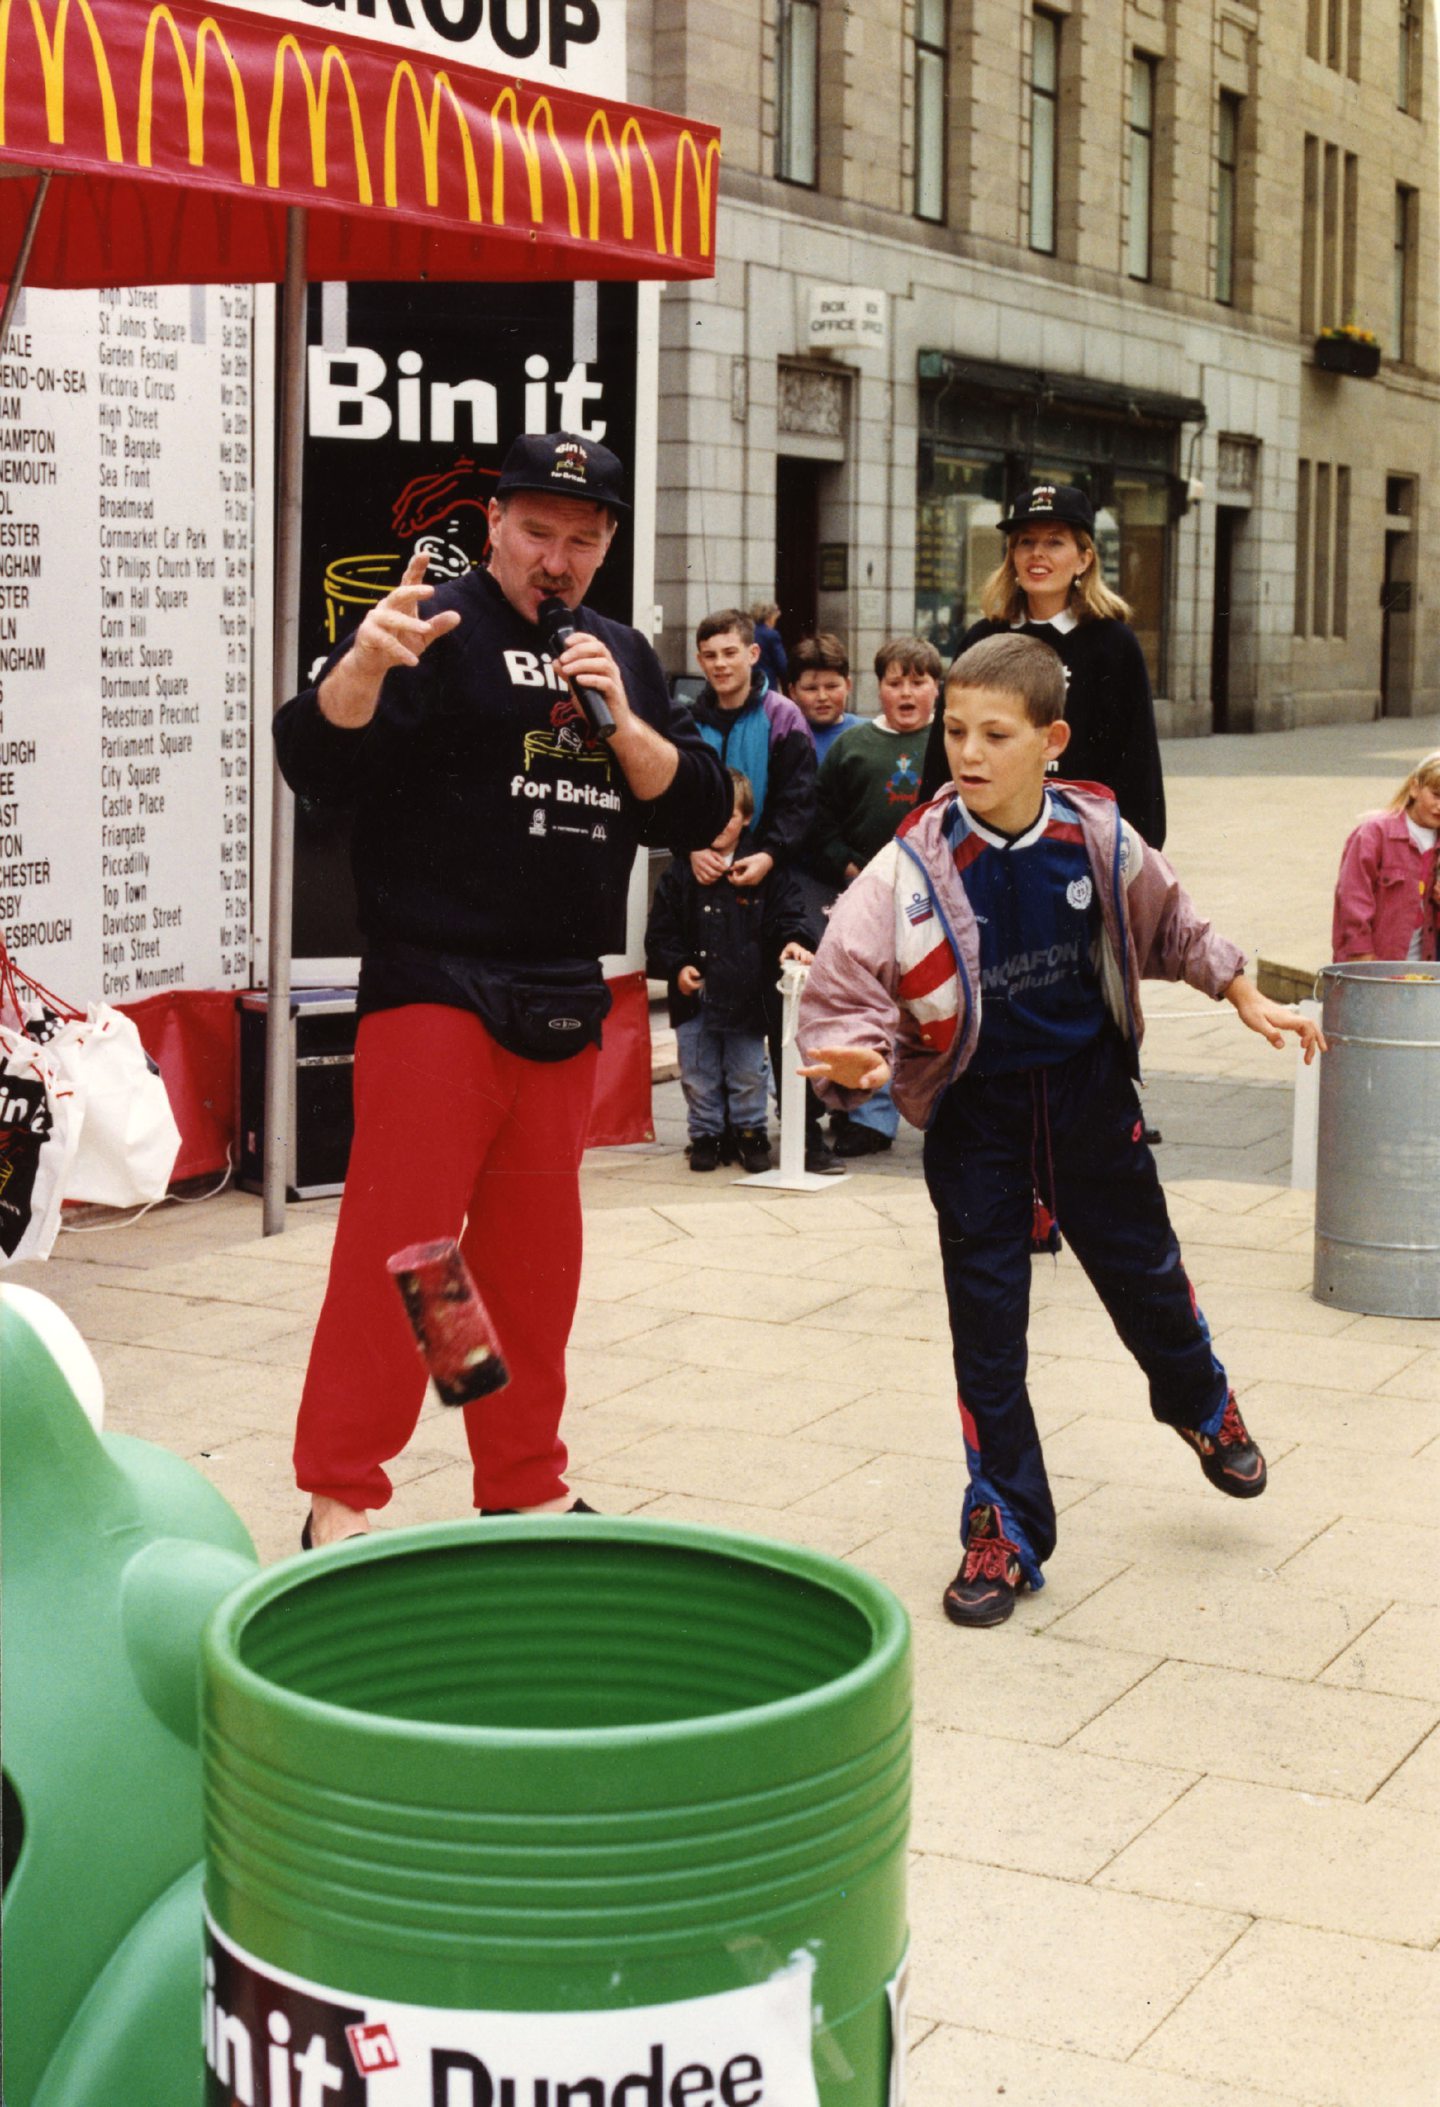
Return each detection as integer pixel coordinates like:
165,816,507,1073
943,1504,1025,1627
1176,1392,1267,1499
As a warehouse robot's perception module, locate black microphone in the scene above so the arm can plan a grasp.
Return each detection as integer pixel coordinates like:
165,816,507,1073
537,595,616,741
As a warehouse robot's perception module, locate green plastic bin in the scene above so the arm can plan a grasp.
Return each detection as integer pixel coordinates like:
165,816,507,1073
201,1517,911,2104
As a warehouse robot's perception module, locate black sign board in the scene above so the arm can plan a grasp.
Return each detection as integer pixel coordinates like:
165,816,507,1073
818,541,848,591
292,281,639,965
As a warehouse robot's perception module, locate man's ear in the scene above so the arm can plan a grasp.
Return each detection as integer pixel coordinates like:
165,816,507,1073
747,641,761,666
1043,718,1072,765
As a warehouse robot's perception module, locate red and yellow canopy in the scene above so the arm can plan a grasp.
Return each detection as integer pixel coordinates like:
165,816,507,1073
0,0,720,285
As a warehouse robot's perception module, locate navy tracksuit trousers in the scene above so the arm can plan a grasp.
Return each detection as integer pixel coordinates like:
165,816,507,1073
922,1031,1229,1590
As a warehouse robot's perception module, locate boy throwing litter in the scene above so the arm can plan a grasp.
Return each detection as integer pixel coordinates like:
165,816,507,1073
798,634,1325,1627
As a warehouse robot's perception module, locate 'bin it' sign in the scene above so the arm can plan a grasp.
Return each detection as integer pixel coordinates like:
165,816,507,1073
806,287,888,351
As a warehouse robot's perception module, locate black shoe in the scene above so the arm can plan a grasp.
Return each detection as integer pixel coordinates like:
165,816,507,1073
687,1134,722,1172
804,1136,846,1175
943,1505,1025,1627
1143,1124,1163,1145
833,1123,893,1158
1176,1392,1267,1498
480,1498,600,1516
300,1510,368,1551
735,1126,773,1173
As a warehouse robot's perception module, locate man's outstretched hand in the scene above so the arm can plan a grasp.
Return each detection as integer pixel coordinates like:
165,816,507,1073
320,552,463,727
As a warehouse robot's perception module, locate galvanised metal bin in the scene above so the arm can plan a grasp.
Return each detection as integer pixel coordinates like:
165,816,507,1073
1313,960,1440,1318
201,1518,911,2105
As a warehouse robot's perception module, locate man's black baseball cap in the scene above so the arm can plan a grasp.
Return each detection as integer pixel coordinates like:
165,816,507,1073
494,431,630,514
997,483,1095,536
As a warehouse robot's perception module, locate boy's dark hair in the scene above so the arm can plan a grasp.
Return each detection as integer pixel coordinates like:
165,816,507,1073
696,607,755,647
727,768,756,819
789,631,851,680
874,635,943,683
947,633,1067,727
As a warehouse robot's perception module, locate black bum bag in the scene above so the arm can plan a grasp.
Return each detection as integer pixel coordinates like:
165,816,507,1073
359,945,612,1063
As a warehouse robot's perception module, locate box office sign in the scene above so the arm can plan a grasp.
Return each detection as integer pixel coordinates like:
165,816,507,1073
217,0,627,95
292,279,638,964
804,288,887,353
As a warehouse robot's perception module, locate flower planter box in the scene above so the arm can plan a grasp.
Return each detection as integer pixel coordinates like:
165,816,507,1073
1314,335,1382,378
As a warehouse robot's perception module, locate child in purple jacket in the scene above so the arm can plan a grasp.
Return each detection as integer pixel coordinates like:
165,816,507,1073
799,633,1325,1628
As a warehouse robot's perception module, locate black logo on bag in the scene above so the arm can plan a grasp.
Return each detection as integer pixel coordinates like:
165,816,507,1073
0,1074,53,1257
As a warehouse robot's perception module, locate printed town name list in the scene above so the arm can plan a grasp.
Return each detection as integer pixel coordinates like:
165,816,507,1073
0,285,255,1004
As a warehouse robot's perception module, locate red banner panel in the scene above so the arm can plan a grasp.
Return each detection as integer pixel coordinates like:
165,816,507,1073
586,969,653,1149
0,0,720,287
118,986,236,1181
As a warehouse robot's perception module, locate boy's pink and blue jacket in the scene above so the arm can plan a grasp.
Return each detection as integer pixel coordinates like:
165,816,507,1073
1331,809,1438,963
798,780,1246,1128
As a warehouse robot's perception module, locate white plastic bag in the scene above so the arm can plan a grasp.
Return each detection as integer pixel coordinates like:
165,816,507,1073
0,1027,82,1262
49,1005,182,1208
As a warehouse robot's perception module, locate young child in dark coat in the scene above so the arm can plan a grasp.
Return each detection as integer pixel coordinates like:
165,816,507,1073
647,771,815,1173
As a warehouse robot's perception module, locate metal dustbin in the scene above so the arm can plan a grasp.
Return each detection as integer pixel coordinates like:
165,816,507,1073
201,1518,911,2105
1313,960,1440,1317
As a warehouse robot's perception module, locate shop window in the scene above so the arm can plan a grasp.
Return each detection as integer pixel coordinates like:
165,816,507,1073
1295,458,1311,636
1333,465,1350,638
1303,138,1357,333
1399,1,1423,114
1108,478,1168,686
1313,461,1332,635
914,0,947,222
777,0,819,187
1128,54,1157,282
1216,94,1240,305
1394,185,1417,359
914,453,1005,661
1310,0,1359,77
1029,10,1059,254
1294,458,1354,641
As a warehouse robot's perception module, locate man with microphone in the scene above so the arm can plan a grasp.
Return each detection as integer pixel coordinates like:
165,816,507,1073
274,432,729,1549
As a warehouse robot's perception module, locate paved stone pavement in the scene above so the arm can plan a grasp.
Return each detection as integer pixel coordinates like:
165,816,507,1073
14,713,1439,2105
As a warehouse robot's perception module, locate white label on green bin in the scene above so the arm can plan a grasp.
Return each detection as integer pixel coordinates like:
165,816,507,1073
885,1945,910,2107
205,1916,821,2106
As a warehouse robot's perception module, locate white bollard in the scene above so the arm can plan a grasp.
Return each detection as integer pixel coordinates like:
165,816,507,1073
741,957,849,1191
1290,997,1323,1191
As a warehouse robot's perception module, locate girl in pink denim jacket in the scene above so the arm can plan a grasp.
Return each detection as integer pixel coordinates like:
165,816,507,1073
1332,752,1440,963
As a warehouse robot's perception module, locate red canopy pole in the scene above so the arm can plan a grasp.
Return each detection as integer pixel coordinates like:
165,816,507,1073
262,206,308,1234
0,170,51,348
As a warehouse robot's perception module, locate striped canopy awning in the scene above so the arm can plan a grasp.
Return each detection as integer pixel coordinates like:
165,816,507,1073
0,0,720,286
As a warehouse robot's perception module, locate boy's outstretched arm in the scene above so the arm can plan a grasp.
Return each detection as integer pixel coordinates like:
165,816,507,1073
1223,974,1328,1063
798,1046,891,1091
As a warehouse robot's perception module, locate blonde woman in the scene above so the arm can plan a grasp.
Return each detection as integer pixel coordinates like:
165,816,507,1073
920,484,1165,846
1332,751,1440,962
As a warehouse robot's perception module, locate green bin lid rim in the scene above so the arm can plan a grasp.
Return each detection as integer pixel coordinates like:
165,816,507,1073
203,1515,910,1752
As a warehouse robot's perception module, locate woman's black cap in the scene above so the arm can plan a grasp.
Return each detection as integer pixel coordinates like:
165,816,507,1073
997,483,1095,536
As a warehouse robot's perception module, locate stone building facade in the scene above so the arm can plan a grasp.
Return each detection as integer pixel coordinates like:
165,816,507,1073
631,0,1439,732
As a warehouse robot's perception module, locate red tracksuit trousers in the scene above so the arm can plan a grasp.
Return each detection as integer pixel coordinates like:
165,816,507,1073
293,1004,598,1513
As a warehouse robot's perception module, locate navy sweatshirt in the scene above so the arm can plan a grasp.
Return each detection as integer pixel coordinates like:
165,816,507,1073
920,616,1167,848
273,567,730,995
